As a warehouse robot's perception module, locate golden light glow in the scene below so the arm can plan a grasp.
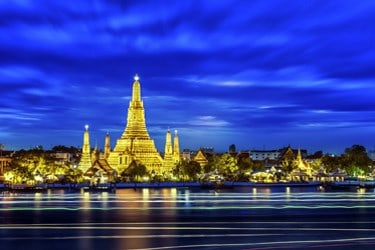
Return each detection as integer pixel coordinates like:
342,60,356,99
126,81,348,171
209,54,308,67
134,74,139,81
34,174,43,182
4,172,13,182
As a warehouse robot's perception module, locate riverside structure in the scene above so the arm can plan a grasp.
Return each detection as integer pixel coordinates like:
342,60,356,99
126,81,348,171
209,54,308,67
79,75,180,180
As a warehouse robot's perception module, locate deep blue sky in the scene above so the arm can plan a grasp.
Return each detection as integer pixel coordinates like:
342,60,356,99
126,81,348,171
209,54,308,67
1,0,375,154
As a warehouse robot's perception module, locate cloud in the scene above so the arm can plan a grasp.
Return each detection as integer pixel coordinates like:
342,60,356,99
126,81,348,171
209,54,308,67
0,0,374,153
189,116,230,127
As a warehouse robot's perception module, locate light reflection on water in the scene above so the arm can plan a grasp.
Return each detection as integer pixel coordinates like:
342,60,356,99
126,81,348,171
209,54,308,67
2,187,375,212
1,186,375,249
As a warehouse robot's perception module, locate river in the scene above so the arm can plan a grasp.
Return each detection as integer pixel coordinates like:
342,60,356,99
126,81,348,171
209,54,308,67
1,186,375,249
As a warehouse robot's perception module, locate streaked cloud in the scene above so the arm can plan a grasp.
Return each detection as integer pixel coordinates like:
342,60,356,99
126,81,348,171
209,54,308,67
0,0,374,153
189,116,230,127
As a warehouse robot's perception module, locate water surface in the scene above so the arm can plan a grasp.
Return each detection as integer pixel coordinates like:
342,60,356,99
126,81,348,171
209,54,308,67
1,186,375,249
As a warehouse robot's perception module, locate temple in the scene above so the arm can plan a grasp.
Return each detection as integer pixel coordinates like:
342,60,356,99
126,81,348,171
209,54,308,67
78,125,91,173
104,132,110,159
79,75,180,179
173,130,180,164
106,74,165,174
163,129,174,170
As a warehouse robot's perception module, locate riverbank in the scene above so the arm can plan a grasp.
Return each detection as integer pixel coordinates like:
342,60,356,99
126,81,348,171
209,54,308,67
0,181,362,190
1,180,375,191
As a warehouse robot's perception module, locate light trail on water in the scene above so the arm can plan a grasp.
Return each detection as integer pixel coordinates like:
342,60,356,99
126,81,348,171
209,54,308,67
1,188,375,250
124,238,375,250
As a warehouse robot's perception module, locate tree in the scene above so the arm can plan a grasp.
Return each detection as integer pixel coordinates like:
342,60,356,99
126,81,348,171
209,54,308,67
182,161,201,181
306,151,324,171
122,161,148,181
204,154,220,173
310,151,323,158
51,145,80,154
217,153,239,177
237,157,253,173
173,159,189,180
5,161,33,183
322,154,343,173
6,149,61,183
64,167,83,183
309,158,323,171
233,156,252,181
342,145,371,177
134,164,147,181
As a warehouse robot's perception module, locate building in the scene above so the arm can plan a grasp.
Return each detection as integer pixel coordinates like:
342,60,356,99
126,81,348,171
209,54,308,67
173,130,180,163
163,129,174,170
250,147,308,161
250,150,280,161
181,149,192,161
79,75,180,178
0,149,13,182
193,149,208,167
106,75,166,174
78,125,92,173
290,148,313,182
278,146,308,158
85,159,116,184
54,152,73,165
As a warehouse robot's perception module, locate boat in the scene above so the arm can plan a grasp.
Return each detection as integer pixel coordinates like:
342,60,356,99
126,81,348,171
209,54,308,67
5,183,48,192
326,182,359,191
82,183,116,192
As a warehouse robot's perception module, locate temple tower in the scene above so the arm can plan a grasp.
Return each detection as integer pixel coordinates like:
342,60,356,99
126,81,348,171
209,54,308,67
163,129,174,171
173,130,180,163
78,125,92,173
294,147,312,177
104,132,111,159
296,148,303,163
165,130,173,157
107,75,163,174
91,144,100,163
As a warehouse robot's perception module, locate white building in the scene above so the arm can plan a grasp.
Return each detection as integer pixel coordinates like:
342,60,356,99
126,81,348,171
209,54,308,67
368,150,375,161
250,150,280,161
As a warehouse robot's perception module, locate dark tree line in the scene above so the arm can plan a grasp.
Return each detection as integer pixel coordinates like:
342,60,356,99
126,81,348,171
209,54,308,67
322,145,372,176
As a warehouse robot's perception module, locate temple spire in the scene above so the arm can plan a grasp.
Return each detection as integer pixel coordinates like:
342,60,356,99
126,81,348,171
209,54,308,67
173,129,180,163
107,74,163,173
78,124,92,173
91,141,100,163
297,148,302,162
122,74,149,138
163,129,174,170
104,132,111,159
131,74,141,102
164,129,173,155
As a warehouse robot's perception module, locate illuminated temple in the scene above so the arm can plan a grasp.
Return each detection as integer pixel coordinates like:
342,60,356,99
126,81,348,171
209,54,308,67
78,125,91,173
79,75,180,178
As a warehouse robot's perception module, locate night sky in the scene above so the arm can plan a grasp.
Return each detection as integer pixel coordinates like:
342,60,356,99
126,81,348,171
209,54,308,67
1,0,375,154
